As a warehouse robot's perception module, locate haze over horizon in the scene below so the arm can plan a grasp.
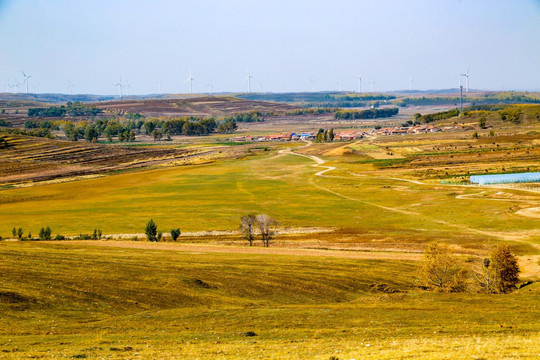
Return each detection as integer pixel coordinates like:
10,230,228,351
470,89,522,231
1,0,539,95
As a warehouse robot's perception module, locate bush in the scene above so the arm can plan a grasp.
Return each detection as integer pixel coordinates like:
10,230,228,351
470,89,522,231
170,228,181,241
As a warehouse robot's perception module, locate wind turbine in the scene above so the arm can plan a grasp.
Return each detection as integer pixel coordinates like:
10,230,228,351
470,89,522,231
207,82,214,95
244,73,253,93
460,67,470,92
338,80,343,92
114,77,123,99
309,78,316,92
21,71,32,94
12,82,21,92
355,75,362,93
156,81,162,94
369,80,375,92
123,81,131,97
184,69,195,94
68,82,75,95
409,77,414,91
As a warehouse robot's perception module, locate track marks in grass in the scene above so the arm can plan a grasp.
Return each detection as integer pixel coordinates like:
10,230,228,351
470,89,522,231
283,144,539,242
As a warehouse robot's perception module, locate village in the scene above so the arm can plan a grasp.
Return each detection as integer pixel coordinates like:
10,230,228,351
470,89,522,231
228,123,450,142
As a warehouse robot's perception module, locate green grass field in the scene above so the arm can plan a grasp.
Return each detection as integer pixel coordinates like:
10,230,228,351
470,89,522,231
1,241,539,359
1,143,539,254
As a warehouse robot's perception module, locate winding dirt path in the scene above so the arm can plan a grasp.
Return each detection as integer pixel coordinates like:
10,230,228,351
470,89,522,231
281,144,540,243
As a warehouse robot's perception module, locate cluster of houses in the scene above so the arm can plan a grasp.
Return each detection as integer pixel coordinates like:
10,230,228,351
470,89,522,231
228,125,445,142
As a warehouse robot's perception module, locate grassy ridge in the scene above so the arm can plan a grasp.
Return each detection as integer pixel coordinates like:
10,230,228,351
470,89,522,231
0,241,538,359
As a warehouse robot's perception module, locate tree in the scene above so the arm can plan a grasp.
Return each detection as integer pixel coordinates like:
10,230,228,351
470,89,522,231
152,129,163,141
217,120,237,133
417,242,465,292
328,128,334,142
489,130,495,137
145,219,158,242
12,227,16,238
39,226,51,240
256,214,276,247
92,229,102,240
84,124,99,142
472,132,478,139
170,228,181,241
479,117,487,129
240,214,257,246
144,121,156,135
17,227,23,241
476,244,519,293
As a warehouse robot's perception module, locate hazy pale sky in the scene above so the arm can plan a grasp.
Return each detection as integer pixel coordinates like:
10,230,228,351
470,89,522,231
1,0,539,95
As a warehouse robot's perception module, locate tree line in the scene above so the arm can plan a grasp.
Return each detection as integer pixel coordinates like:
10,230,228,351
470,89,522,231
59,116,238,142
417,242,520,294
334,107,399,120
28,101,102,117
415,109,459,124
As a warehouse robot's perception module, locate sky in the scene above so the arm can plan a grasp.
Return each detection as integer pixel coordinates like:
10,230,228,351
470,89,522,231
1,0,539,95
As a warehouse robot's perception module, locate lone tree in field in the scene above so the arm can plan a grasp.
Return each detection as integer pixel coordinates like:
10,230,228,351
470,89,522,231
475,244,519,293
417,242,465,292
170,228,181,241
240,214,257,246
145,219,158,242
256,214,276,247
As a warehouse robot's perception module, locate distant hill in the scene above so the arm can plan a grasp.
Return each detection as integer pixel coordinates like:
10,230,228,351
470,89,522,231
92,96,298,117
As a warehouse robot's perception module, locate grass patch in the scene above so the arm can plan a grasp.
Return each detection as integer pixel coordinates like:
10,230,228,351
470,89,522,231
0,241,538,359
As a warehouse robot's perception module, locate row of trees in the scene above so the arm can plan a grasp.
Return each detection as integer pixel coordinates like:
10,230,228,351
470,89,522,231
418,242,520,294
240,214,277,247
145,219,181,242
415,109,459,124
315,128,335,142
7,226,101,241
223,111,264,123
28,102,102,117
0,119,12,127
334,107,399,120
61,116,238,142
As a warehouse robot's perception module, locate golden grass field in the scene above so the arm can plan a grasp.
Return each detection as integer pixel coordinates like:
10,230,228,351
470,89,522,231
0,101,539,358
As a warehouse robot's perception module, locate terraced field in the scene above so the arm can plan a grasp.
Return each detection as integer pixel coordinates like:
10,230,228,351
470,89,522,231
0,135,222,185
93,96,298,117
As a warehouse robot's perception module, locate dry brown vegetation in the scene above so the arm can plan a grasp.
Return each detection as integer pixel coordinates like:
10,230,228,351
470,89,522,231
0,134,223,185
93,96,298,117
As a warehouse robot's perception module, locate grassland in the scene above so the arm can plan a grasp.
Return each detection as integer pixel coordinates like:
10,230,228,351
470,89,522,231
1,136,539,252
0,241,539,359
1,100,539,358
